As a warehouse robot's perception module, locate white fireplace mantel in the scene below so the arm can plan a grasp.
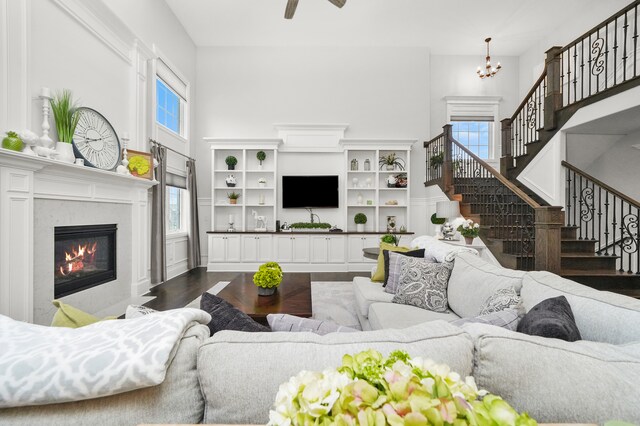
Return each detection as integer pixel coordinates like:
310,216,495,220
0,149,156,322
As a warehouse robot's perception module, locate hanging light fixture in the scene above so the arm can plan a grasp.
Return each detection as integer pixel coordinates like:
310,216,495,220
477,37,501,79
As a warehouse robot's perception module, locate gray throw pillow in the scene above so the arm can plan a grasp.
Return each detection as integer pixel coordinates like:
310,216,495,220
200,292,270,336
517,295,582,342
392,258,452,313
450,308,521,331
384,250,430,294
267,314,360,335
479,287,521,315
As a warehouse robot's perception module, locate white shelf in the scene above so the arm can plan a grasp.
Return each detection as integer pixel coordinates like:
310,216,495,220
348,187,375,191
347,204,376,208
379,205,406,208
245,169,275,173
215,186,243,190
214,169,243,173
347,170,376,174
245,186,275,190
379,187,408,191
214,203,243,207
245,204,274,207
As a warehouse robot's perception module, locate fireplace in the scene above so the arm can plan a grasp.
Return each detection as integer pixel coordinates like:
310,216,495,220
54,224,117,298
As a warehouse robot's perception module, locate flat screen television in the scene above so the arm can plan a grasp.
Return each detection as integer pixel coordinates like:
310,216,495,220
282,175,339,208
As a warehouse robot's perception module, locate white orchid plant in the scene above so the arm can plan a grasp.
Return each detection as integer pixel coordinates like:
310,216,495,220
268,349,536,426
457,219,480,239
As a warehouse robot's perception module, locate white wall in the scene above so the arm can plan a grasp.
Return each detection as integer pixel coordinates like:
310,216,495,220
518,0,629,97
582,130,640,201
195,46,431,240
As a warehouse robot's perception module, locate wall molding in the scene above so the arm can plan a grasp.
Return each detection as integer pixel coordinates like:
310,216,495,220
51,0,135,64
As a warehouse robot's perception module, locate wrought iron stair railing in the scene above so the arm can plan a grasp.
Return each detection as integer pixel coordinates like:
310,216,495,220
563,161,639,275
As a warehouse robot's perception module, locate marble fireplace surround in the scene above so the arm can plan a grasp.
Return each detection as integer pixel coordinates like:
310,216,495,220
0,149,156,323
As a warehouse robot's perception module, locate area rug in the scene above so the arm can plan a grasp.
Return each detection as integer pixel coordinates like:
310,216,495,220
184,280,360,330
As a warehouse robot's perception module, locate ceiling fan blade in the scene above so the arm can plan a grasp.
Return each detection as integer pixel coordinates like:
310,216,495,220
327,0,346,8
285,0,299,19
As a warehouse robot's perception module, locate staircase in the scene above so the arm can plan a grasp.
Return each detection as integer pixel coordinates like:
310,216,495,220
424,2,640,296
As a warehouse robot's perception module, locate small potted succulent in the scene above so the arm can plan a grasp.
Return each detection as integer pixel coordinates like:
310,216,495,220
225,155,238,170
354,213,367,232
227,191,241,205
458,218,481,245
258,177,267,188
253,261,283,296
380,233,399,246
256,150,266,169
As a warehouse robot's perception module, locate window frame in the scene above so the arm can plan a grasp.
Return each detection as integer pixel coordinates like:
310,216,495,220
155,77,185,137
166,186,189,236
445,96,502,161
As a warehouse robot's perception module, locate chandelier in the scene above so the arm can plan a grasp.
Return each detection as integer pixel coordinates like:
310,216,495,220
477,37,501,79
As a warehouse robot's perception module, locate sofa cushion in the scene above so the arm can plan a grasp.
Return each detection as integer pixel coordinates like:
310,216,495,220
392,258,452,312
450,308,521,331
448,252,525,318
198,321,474,425
521,271,640,344
372,242,413,282
352,276,394,318
368,302,460,330
517,295,581,342
0,324,209,426
462,323,640,424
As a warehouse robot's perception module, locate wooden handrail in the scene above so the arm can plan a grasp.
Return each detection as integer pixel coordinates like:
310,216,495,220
561,161,640,208
424,133,443,148
452,139,541,209
561,0,640,53
510,70,547,122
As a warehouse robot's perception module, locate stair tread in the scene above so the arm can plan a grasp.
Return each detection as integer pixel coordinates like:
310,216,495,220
561,253,617,258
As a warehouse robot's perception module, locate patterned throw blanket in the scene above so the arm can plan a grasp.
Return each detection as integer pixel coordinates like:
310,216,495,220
0,308,211,408
411,235,479,262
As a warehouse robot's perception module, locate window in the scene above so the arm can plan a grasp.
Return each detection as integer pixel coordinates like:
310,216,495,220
156,79,181,134
451,121,491,159
167,186,185,233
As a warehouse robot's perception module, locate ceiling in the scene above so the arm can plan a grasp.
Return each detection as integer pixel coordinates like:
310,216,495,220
164,0,627,55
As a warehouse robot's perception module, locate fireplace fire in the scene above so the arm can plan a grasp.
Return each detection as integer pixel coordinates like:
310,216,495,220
54,224,117,298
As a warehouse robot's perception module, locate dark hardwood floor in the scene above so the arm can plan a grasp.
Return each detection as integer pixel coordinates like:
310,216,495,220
143,267,368,311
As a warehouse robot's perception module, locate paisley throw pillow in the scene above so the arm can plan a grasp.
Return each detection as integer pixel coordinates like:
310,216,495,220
392,258,453,312
479,287,521,315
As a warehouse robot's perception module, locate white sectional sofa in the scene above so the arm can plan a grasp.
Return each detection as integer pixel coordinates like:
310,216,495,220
3,252,640,425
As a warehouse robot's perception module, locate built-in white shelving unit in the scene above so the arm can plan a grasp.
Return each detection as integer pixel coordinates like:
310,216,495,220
340,140,413,233
207,139,282,232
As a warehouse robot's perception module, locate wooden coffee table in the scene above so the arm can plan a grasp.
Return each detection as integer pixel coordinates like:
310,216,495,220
216,272,313,325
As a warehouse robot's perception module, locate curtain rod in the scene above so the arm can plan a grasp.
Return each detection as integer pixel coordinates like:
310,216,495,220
148,138,195,161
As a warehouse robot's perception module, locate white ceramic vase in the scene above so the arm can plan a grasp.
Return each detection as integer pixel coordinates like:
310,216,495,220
356,224,364,233
55,142,76,164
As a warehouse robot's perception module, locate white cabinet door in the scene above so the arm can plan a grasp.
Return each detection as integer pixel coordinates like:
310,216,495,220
274,236,294,262
291,236,310,263
310,236,329,263
209,235,227,262
327,236,346,263
256,235,273,262
225,235,242,262
241,236,258,261
347,236,365,262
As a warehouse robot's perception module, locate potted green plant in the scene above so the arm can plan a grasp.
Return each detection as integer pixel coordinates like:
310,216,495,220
253,261,283,296
225,155,238,170
227,191,241,205
457,218,480,245
431,213,447,238
429,151,444,169
289,222,332,231
354,213,367,232
378,152,405,171
256,151,266,169
50,89,82,164
380,233,398,246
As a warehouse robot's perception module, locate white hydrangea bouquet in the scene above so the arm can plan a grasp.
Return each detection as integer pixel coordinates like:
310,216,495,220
457,219,481,239
268,350,536,426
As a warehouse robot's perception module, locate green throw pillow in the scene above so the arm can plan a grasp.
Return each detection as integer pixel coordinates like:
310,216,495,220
371,242,412,282
50,300,115,328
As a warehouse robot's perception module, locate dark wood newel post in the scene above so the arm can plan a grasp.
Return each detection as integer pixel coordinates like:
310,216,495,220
500,118,513,176
442,124,453,194
535,206,564,274
544,46,563,131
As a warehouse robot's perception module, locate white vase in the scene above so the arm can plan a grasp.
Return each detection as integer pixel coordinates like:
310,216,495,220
259,182,266,188
356,224,364,232
55,142,76,164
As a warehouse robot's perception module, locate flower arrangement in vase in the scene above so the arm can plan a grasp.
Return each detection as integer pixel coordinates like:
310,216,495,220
458,218,480,245
253,262,283,296
268,349,536,426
